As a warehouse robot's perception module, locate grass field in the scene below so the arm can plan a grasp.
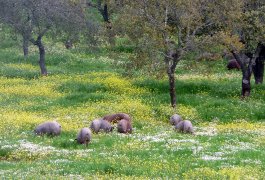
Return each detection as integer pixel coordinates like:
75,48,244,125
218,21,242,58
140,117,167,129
0,36,265,179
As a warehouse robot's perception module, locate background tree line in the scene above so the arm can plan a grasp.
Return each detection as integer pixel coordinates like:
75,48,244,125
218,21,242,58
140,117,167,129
0,0,264,109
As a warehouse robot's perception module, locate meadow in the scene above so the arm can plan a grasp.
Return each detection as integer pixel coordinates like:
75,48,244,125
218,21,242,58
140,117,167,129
0,35,265,179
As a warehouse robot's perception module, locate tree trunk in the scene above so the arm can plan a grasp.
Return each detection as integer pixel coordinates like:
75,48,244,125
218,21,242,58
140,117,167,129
253,57,264,84
106,22,115,47
99,4,109,22
165,46,180,109
242,69,251,97
22,29,32,58
23,36,29,58
167,66,176,109
98,3,115,46
231,44,262,97
87,1,115,46
65,40,73,49
36,36,47,76
253,44,265,84
231,51,251,97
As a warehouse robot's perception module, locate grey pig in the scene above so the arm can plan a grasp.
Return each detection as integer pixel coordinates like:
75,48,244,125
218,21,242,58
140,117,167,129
76,128,92,146
117,119,132,134
34,121,61,136
170,114,183,125
90,119,113,133
175,120,194,134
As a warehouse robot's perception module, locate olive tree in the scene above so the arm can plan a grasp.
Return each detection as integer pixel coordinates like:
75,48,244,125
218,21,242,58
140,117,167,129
113,0,239,109
219,0,265,96
0,0,87,75
0,0,32,57
241,1,265,85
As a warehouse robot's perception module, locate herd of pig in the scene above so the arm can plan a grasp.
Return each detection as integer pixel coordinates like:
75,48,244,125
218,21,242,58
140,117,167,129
34,113,194,146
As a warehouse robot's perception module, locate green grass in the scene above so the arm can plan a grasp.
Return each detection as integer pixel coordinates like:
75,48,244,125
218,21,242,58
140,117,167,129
0,35,264,179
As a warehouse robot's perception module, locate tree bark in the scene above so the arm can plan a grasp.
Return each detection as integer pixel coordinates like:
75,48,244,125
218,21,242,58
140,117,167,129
168,68,176,109
231,51,252,97
97,2,115,46
242,68,252,97
98,3,109,22
253,44,265,84
22,35,29,58
166,58,177,108
22,28,32,58
35,36,47,76
253,57,264,84
231,44,262,97
165,43,180,109
29,28,49,76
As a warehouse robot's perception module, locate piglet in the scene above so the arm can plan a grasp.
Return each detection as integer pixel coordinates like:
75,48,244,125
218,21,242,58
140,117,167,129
170,114,183,125
175,120,194,134
76,128,92,146
117,119,132,134
90,119,113,133
34,121,61,136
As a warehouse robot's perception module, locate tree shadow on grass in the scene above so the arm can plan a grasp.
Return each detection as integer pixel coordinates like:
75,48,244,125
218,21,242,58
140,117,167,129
54,81,116,107
133,78,265,122
133,78,241,99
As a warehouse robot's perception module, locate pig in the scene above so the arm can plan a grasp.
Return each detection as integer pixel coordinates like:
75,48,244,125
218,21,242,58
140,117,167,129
103,113,131,123
76,128,92,146
100,119,114,132
175,120,194,134
34,121,61,136
90,119,101,133
90,119,113,133
227,59,241,70
170,114,183,125
117,119,132,134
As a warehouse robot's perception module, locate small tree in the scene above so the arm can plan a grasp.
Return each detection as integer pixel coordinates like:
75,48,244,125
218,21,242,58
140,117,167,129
113,0,240,109
0,0,87,75
0,0,32,57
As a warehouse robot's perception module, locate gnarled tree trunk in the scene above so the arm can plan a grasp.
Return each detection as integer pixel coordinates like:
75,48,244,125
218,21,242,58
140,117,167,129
37,37,47,76
30,27,49,76
32,35,47,76
165,40,181,109
231,44,263,97
253,44,265,84
22,29,32,58
166,58,177,109
242,68,252,97
22,35,29,58
231,51,252,97
253,57,264,84
97,2,115,47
